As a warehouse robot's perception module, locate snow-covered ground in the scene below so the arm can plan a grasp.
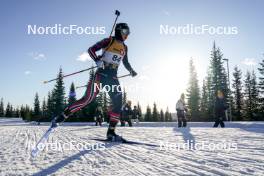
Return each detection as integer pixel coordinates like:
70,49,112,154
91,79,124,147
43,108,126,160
0,118,263,176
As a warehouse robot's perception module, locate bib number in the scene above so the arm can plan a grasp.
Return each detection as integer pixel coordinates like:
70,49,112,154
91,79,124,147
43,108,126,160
112,55,122,63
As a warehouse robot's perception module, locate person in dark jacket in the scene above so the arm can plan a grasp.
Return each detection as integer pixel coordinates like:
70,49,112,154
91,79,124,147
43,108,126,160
94,106,103,126
132,105,141,124
213,90,228,128
176,93,188,127
121,100,133,127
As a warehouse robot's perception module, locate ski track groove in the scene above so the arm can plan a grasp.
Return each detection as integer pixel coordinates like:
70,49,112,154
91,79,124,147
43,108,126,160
0,121,264,176
105,145,157,175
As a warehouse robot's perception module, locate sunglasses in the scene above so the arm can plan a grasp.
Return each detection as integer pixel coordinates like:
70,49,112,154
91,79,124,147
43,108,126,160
121,28,130,35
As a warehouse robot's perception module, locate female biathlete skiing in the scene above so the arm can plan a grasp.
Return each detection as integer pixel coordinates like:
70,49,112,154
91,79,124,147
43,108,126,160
51,23,137,142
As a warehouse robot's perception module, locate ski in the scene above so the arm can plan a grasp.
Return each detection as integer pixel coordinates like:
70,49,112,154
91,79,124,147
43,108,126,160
91,138,160,147
31,126,55,158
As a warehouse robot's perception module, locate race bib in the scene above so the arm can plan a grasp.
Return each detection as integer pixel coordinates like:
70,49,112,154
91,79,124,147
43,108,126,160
102,51,124,65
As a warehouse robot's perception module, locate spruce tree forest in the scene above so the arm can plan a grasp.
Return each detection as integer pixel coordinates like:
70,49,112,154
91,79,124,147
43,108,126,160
1,42,264,122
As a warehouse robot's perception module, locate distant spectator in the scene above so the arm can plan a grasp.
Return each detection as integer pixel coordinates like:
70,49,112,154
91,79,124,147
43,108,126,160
95,106,103,126
121,100,133,127
213,90,228,128
132,106,141,124
176,93,188,127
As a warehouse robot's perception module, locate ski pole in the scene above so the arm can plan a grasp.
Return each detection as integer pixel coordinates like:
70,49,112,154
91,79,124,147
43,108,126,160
99,10,121,58
76,85,88,89
43,66,98,84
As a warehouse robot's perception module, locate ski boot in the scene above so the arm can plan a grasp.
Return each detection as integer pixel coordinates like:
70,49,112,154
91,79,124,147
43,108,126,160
106,128,125,142
51,113,67,128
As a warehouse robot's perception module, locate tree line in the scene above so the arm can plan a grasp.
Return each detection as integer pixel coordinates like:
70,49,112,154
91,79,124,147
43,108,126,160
2,41,263,122
144,103,173,122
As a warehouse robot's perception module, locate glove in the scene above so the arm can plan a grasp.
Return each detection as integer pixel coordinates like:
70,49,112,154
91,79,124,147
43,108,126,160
130,70,137,77
96,60,104,68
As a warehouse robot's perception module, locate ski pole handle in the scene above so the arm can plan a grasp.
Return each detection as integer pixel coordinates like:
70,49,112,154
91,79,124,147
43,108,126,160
114,73,131,79
110,10,120,37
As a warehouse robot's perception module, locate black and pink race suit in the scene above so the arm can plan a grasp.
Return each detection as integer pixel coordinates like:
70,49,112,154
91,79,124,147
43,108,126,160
64,37,134,126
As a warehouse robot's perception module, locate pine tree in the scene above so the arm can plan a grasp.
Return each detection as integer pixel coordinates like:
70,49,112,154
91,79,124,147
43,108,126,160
160,109,164,122
165,107,170,122
251,71,260,120
53,68,66,116
168,113,173,122
200,80,209,121
0,98,4,117
186,59,200,121
206,71,214,120
152,103,159,121
42,97,48,119
33,92,41,121
47,91,54,118
10,105,14,117
137,102,142,121
68,82,77,105
20,105,26,120
212,43,228,96
258,58,264,115
14,107,20,117
144,105,152,122
5,102,12,117
232,66,243,120
25,105,33,121
244,71,259,120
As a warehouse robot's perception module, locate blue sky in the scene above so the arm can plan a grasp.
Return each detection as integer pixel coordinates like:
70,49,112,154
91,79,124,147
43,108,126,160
0,0,264,112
